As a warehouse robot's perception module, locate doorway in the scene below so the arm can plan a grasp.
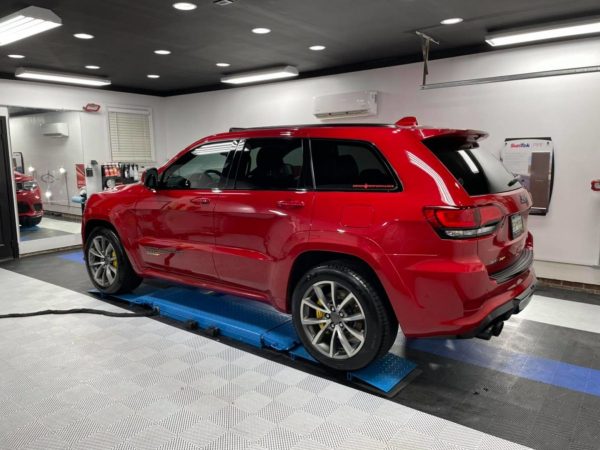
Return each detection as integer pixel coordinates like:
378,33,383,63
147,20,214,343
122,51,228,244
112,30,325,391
0,116,18,261
7,106,86,254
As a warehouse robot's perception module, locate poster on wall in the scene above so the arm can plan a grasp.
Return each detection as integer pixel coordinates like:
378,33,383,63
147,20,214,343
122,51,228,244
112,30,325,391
500,137,554,215
75,164,86,189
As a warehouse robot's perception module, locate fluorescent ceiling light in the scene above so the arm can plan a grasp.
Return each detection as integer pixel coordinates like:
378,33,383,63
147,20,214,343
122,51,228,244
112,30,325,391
0,6,61,46
309,45,326,51
8,54,25,59
85,65,100,70
74,33,94,39
147,74,160,79
216,62,230,67
15,67,111,87
173,2,197,10
252,27,271,34
221,65,298,85
154,49,171,55
486,17,600,46
441,17,463,25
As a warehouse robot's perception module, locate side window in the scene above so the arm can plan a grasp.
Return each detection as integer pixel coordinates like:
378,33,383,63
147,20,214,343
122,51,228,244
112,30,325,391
160,141,237,190
235,138,306,190
311,139,398,191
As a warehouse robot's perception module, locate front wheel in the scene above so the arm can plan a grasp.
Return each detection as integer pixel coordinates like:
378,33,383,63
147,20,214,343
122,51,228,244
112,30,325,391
291,261,398,371
85,227,142,294
20,216,42,227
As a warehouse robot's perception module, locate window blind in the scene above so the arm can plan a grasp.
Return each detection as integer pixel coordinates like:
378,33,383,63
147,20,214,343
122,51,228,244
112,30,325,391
108,110,154,162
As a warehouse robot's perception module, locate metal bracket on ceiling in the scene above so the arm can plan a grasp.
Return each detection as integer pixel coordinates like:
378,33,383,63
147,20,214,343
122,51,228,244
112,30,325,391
416,31,439,87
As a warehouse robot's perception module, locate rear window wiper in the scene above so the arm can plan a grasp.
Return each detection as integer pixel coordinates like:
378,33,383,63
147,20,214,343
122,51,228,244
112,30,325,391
507,177,520,187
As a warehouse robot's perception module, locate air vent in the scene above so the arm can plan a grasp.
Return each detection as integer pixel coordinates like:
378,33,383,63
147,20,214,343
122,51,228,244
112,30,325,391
41,122,69,138
313,91,378,120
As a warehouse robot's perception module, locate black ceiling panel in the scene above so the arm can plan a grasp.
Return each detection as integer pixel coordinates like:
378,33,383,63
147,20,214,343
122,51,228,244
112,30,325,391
0,0,599,96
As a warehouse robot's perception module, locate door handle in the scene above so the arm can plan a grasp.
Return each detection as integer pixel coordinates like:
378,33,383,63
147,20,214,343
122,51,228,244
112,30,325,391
277,200,305,209
191,197,211,205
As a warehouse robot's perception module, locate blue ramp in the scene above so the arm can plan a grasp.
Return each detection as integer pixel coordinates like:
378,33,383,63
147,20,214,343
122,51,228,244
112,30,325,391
91,285,418,395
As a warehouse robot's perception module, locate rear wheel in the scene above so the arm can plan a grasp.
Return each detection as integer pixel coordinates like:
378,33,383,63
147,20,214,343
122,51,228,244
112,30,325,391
85,227,142,294
291,261,398,371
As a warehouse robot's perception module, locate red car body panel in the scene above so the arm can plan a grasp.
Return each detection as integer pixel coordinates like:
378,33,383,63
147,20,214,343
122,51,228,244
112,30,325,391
83,124,535,338
14,171,43,223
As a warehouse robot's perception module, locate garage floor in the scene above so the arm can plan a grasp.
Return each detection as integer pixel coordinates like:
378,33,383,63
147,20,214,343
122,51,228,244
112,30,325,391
1,250,599,450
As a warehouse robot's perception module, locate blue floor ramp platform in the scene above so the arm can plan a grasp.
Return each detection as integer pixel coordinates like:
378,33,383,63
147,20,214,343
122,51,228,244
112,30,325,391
90,285,418,396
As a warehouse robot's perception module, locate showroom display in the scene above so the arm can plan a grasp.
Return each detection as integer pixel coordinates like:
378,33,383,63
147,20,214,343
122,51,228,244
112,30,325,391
82,119,536,370
500,137,554,215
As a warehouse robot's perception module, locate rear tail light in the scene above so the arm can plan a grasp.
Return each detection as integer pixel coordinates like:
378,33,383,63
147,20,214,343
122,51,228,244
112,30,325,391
424,205,504,239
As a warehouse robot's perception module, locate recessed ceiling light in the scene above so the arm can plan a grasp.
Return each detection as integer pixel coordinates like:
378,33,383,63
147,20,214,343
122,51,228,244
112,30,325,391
154,49,171,55
15,67,111,87
0,6,62,46
441,17,463,25
309,45,326,51
252,27,271,34
147,74,160,79
486,17,600,46
221,65,298,85
216,62,230,67
173,2,197,10
85,65,100,70
8,54,25,59
74,33,94,39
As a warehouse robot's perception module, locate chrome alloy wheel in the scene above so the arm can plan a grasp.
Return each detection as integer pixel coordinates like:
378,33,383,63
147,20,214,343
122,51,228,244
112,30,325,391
300,280,367,360
87,235,118,288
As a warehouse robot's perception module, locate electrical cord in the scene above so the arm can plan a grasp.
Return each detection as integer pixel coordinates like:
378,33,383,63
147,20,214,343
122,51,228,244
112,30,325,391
0,307,159,319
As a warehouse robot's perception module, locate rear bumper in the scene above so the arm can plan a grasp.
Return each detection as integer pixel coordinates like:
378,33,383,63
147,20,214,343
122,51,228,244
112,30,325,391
457,275,536,338
387,248,536,338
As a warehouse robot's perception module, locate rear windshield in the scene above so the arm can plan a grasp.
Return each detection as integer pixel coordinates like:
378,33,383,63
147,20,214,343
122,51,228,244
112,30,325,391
423,135,520,196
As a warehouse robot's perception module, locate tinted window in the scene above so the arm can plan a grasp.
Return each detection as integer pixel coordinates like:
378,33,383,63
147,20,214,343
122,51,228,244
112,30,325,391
235,138,305,190
423,136,520,196
311,139,397,191
160,141,237,190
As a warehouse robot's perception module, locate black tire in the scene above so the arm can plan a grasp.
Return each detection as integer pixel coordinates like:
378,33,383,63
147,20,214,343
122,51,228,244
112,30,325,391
291,260,398,371
20,216,42,227
85,227,142,294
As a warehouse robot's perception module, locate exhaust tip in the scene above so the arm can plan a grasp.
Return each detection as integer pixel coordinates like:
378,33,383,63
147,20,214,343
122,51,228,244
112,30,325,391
476,320,505,340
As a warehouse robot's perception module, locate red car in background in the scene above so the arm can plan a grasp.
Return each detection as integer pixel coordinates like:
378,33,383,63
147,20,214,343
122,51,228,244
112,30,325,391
14,171,43,227
82,119,536,370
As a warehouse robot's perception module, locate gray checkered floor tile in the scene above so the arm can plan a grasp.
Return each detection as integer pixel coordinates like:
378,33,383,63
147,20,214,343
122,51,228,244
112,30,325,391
0,268,530,450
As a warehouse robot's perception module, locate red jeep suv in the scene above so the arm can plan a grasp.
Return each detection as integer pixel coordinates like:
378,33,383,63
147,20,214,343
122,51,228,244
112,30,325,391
83,118,536,370
14,170,44,227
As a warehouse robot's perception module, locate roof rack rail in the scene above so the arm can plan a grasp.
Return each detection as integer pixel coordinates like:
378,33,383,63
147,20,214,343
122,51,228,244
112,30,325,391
227,123,395,132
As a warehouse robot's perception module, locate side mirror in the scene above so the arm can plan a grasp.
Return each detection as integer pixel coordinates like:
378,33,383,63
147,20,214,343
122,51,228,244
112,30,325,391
143,168,159,190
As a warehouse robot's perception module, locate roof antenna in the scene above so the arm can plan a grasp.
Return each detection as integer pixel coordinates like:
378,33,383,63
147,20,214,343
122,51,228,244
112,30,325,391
415,31,439,87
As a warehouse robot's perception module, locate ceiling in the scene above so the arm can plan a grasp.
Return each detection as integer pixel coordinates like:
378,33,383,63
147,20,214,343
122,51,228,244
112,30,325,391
1,0,599,96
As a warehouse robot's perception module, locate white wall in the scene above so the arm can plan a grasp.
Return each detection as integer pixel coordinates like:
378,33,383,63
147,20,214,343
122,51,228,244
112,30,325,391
0,78,167,191
164,36,600,276
2,37,599,279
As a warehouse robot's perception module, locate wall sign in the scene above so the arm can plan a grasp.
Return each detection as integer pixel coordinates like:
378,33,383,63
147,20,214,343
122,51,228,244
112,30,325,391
500,137,554,215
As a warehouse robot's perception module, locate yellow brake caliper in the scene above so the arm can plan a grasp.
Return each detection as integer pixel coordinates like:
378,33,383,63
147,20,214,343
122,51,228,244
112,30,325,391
112,250,118,269
316,299,326,329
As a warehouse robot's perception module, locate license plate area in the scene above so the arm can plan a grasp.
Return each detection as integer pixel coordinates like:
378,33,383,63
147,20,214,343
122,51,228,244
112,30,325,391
510,214,524,239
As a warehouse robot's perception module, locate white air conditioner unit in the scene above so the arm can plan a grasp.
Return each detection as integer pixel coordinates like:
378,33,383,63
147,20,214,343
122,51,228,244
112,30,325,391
313,91,378,120
41,122,69,138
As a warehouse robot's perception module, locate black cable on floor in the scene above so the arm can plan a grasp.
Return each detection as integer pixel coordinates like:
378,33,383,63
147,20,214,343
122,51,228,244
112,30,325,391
0,307,159,319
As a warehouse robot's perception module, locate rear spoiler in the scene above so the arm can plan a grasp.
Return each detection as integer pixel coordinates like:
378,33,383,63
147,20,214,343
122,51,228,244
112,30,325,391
418,128,489,143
